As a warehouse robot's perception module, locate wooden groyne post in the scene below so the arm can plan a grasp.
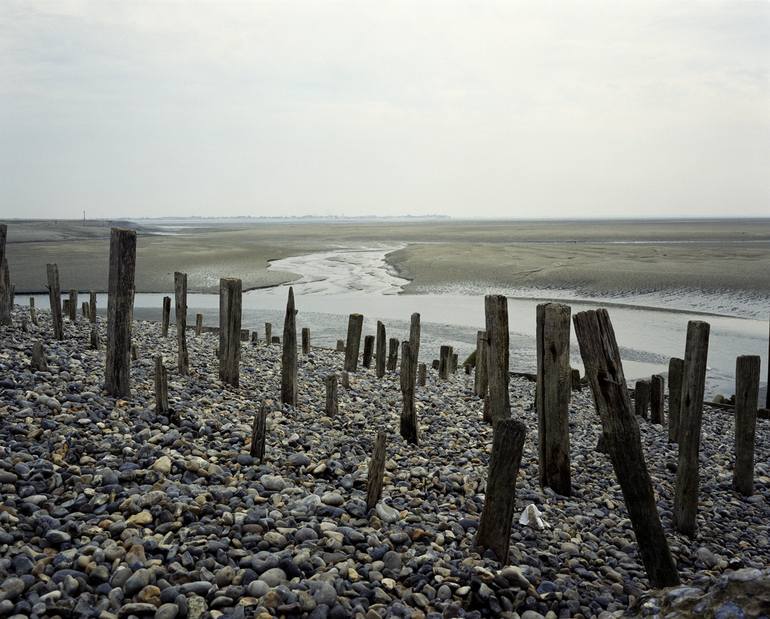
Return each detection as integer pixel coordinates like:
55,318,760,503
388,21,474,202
474,330,488,398
387,337,399,371
325,374,338,416
417,362,426,386
536,302,572,497
366,431,387,510
174,272,189,375
336,339,345,352
250,405,268,462
0,258,11,326
634,380,650,419
302,327,310,355
46,264,64,340
474,419,526,563
375,321,386,378
154,355,169,414
650,374,665,425
195,313,203,335
89,290,97,323
105,228,137,398
409,312,421,383
345,313,364,372
573,308,679,588
673,320,710,536
438,345,452,380
668,358,684,442
485,295,510,423
281,287,297,406
68,289,77,321
400,341,418,444
265,322,272,344
29,297,37,325
161,296,171,337
363,335,374,368
219,278,242,387
734,355,759,496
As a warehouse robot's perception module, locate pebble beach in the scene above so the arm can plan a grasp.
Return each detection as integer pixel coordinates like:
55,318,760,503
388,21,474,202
1,308,768,619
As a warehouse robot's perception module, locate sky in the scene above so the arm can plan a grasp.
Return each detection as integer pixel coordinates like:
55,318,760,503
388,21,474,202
1,1,768,219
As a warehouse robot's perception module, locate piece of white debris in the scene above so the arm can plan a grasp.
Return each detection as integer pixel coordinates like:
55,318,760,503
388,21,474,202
519,504,550,530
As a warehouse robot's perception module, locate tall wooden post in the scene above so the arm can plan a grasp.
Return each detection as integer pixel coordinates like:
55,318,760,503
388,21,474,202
366,431,387,510
387,337,399,371
0,258,11,326
46,264,64,340
673,320,710,537
105,228,137,398
325,374,338,416
345,313,364,372
573,309,679,588
81,301,89,318
219,278,242,387
302,327,310,354
154,355,169,414
174,272,188,375
485,295,510,423
265,322,272,344
734,355,759,496
281,287,297,406
536,302,572,497
400,341,418,444
474,331,488,398
438,345,451,380
635,380,650,419
474,419,526,564
29,297,37,325
68,289,77,321
409,312,421,383
668,358,684,442
89,291,97,323
375,321,386,378
766,316,770,410
161,296,171,337
650,375,665,425
363,335,375,368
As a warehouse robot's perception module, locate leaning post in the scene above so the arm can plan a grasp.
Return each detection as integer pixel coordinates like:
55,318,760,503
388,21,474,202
105,228,137,397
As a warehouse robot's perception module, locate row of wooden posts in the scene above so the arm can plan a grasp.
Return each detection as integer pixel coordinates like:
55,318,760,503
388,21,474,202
1,225,767,590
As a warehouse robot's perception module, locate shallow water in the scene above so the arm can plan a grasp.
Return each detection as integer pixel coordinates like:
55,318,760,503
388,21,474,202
18,245,769,399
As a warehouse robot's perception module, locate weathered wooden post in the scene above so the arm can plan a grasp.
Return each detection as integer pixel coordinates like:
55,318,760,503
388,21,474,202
345,313,364,371
81,301,89,318
451,353,458,373
573,308,679,587
668,358,684,442
265,322,272,344
29,297,37,325
219,278,242,387
46,264,64,340
375,321,386,378
251,331,259,344
325,374,338,416
363,335,375,368
650,374,665,424
161,296,171,337
485,294,510,423
89,291,97,323
174,272,189,374
673,320,710,537
400,341,418,444
766,316,770,410
409,312,421,383
105,228,137,398
336,339,345,352
366,431,387,510
272,335,280,345
417,363,426,386
474,331,488,397
195,313,203,335
131,343,138,361
340,370,350,389
90,326,99,350
302,327,310,354
281,287,297,406
536,302,572,497
474,419,526,564
387,337,399,371
571,368,582,391
438,345,451,380
634,380,650,419
0,258,10,326
154,355,169,414
31,341,48,372
432,359,439,370
250,404,268,462
734,355,759,496
62,299,70,318
68,289,77,321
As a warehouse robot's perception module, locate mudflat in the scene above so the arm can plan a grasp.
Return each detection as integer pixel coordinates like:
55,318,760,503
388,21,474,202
3,218,770,297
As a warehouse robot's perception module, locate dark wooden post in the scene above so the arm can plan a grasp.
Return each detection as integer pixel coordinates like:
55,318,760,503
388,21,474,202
571,368,582,391
409,312,421,382
767,316,770,410
46,264,63,340
451,353,458,373
174,272,189,375
474,419,526,564
417,363,426,386
131,343,138,361
302,327,310,354
281,287,297,406
90,326,99,350
400,341,418,444
154,355,169,414
573,308,679,588
29,297,37,325
31,341,48,372
673,320,710,537
375,321,386,378
485,294,510,423
68,289,77,321
432,359,439,370
387,337,399,371
363,335,375,368
668,358,684,442
161,296,171,337
366,431,387,510
89,290,97,323
0,258,10,326
81,301,89,318
62,298,70,318
734,355,759,496
650,374,665,424
265,322,272,344
195,313,203,335
325,374,338,416
105,228,137,398
251,331,259,344
634,380,650,419
219,278,242,387
336,339,345,352
250,404,268,462
439,345,451,380
340,370,349,389
272,335,280,344
474,331,488,397
536,302,572,497
345,313,364,372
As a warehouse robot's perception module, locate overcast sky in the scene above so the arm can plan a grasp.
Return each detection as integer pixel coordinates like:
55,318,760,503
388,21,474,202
1,1,768,219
